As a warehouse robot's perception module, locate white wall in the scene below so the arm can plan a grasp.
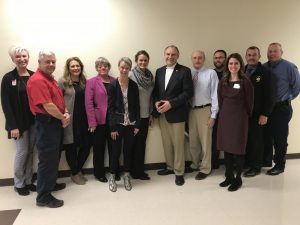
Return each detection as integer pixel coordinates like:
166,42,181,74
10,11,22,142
1,0,300,179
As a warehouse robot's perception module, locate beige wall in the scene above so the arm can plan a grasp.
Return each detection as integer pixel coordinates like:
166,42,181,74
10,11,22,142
1,0,300,179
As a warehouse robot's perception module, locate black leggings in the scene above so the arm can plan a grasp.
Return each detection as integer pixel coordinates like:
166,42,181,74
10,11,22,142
224,152,245,179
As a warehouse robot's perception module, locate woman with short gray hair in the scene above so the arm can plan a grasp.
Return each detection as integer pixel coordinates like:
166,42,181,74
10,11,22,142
1,46,36,196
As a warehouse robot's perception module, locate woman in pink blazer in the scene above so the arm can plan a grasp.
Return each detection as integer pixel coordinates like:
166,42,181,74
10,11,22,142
85,57,117,182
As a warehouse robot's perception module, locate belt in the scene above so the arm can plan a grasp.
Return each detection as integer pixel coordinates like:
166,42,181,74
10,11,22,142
35,113,58,123
275,100,291,107
193,103,211,109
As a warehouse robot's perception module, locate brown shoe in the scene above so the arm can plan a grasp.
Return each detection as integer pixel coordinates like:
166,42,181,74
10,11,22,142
78,172,88,182
195,172,209,180
71,174,86,185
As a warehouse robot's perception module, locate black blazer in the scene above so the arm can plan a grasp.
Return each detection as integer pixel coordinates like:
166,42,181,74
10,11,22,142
108,79,140,132
152,63,194,123
1,68,35,138
245,62,275,117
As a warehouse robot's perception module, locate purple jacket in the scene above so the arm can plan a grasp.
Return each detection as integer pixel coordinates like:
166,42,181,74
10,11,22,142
85,75,115,127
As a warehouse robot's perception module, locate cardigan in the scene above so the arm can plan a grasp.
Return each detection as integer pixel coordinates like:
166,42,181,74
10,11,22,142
107,79,140,132
1,68,34,138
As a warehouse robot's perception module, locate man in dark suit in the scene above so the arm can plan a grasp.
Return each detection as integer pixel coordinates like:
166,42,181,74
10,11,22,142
244,46,275,177
152,45,193,186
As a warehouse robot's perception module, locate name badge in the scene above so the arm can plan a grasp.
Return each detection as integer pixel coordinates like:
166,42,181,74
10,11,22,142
233,83,240,89
12,79,17,86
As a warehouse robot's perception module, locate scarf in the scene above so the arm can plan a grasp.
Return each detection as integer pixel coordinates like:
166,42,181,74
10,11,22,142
132,66,154,90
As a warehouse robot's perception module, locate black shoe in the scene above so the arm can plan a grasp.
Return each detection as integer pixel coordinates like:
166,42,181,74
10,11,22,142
185,167,197,173
97,176,108,183
115,174,121,181
175,175,185,186
26,184,37,192
139,173,151,180
157,169,174,176
212,164,220,170
266,166,284,176
53,183,66,191
195,172,209,180
14,187,30,196
228,177,242,192
219,177,233,187
36,195,64,208
243,168,261,177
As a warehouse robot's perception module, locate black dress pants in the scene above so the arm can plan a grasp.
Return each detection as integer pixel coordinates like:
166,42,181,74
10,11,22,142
266,102,293,169
131,118,149,177
110,125,135,174
211,116,220,168
245,116,264,170
92,124,112,178
35,115,62,202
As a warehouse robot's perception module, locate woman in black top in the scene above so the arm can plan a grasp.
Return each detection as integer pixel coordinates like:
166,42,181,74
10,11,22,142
107,57,140,192
1,46,35,196
58,57,91,185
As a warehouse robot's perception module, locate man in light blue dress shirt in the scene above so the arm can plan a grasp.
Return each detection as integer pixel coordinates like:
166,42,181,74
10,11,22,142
263,42,300,175
188,50,219,180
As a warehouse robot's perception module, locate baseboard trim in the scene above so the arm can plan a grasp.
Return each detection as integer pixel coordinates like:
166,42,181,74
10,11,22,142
1,154,300,187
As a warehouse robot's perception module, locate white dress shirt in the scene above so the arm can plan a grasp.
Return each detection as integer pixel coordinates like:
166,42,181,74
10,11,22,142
192,67,219,119
165,65,176,90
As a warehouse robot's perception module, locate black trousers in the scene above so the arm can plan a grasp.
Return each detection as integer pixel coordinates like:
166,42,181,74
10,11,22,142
92,124,112,178
245,116,264,169
110,125,135,174
264,103,293,169
65,140,91,175
35,114,62,202
211,116,220,168
131,118,149,176
224,152,244,179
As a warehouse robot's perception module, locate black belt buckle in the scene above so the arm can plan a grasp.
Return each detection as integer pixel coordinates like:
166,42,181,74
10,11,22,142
193,103,211,109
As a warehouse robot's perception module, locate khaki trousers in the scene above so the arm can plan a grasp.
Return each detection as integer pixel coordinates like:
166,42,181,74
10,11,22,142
188,107,212,174
159,114,185,175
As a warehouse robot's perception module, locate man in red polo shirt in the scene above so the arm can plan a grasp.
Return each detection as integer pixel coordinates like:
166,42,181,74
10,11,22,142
27,50,70,208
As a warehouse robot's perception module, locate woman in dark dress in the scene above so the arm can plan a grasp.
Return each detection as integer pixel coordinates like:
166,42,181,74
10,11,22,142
217,53,254,191
58,57,91,185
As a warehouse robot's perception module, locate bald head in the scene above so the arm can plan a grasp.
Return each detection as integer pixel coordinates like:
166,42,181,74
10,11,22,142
191,50,205,70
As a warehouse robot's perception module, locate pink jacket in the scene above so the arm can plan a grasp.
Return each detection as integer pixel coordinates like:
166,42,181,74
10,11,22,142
85,75,115,127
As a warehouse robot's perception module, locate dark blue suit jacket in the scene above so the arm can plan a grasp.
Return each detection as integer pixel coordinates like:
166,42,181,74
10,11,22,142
152,63,193,123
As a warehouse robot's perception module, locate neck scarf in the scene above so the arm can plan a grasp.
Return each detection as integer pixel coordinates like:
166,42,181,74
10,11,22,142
132,66,154,90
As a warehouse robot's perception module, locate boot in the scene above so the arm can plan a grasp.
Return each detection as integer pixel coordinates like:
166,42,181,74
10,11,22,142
123,172,132,191
219,176,233,187
228,177,242,192
109,174,117,192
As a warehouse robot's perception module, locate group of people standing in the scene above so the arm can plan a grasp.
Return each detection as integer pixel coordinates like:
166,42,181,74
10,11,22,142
1,42,300,208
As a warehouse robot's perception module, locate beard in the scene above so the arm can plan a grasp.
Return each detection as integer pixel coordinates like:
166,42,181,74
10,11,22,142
214,61,224,70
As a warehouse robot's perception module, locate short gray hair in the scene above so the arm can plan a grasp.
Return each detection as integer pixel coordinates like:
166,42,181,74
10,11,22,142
38,50,55,60
118,57,132,70
8,46,29,59
95,57,111,70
